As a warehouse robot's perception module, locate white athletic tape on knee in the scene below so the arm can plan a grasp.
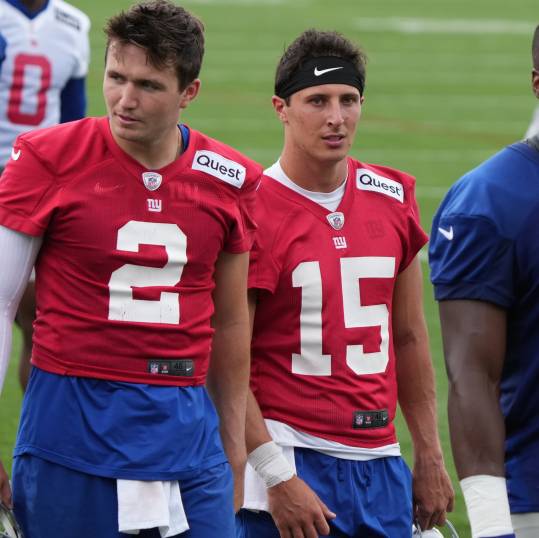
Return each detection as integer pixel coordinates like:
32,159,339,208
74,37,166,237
460,475,514,537
247,441,295,488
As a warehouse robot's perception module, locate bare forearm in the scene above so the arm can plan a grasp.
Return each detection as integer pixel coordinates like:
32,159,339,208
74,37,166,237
396,336,443,460
207,319,251,466
393,257,443,458
439,300,507,479
448,374,505,478
396,335,454,528
245,389,273,453
439,300,511,536
394,261,454,528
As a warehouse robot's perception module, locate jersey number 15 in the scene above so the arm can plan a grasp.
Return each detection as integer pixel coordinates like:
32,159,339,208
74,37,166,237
293,256,395,376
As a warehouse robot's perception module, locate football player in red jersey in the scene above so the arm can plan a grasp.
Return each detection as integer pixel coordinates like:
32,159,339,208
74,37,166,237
0,1,261,537
236,29,454,538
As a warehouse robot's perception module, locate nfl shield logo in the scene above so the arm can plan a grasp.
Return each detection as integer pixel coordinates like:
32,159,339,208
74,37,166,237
149,362,159,374
326,212,345,230
142,172,163,191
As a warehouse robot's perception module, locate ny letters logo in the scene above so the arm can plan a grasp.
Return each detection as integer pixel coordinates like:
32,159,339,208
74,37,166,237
332,237,347,249
147,199,162,212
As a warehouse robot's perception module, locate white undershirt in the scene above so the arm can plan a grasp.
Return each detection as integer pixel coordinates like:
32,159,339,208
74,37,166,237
0,225,41,394
264,160,346,212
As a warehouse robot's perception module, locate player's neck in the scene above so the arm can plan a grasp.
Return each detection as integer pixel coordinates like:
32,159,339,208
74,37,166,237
20,0,46,12
113,127,182,170
279,151,348,193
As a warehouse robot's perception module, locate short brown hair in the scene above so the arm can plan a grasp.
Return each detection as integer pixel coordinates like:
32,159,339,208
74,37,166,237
104,0,204,90
275,29,367,99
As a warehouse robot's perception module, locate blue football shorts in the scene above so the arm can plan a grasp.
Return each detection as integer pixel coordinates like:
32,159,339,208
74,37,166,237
12,454,235,538
236,447,412,538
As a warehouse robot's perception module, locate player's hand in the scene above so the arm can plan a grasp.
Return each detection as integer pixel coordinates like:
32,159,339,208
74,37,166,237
0,459,12,508
412,455,454,531
267,475,336,538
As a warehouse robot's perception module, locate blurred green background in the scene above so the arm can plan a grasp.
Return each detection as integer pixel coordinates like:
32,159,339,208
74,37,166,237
1,1,537,536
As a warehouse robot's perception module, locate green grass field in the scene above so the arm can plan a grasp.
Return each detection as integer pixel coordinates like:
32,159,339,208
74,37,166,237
1,1,538,535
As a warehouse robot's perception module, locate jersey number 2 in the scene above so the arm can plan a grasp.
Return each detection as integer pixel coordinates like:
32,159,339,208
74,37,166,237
292,256,395,376
8,54,51,126
108,221,187,325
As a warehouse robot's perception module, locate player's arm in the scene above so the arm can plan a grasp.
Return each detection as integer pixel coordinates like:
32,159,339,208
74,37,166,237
393,256,454,531
439,299,514,538
60,77,87,123
206,250,251,513
60,9,90,124
0,225,42,506
245,290,335,538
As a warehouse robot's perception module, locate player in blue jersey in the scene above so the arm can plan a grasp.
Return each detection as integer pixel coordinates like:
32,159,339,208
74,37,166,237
429,24,539,538
0,1,262,536
0,0,90,391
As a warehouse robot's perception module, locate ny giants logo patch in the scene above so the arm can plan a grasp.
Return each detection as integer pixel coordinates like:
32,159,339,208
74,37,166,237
147,199,162,212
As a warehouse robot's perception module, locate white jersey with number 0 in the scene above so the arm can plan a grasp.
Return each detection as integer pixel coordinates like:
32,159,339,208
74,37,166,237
0,0,90,166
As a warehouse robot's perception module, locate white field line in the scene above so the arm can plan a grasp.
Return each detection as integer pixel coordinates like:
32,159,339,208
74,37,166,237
355,17,535,35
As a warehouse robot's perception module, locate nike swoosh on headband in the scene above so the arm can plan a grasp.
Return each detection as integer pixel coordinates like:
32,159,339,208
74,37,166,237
314,66,344,76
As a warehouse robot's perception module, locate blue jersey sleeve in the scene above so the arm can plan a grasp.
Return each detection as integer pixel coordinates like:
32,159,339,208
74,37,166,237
60,77,86,123
429,143,539,309
429,212,515,307
0,33,6,69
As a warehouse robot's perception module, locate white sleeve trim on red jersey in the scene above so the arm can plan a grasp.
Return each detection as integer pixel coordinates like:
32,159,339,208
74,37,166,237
0,226,41,395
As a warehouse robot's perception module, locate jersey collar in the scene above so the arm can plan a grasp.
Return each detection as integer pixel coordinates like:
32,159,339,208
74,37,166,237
5,0,50,19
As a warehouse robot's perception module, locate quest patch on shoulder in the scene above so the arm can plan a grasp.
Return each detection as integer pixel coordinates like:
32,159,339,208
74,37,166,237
192,150,246,188
356,168,404,203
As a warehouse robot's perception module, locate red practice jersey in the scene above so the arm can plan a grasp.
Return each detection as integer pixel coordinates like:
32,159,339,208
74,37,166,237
249,159,428,448
0,117,261,385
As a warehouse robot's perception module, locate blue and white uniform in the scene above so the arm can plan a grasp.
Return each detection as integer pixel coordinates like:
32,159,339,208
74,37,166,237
0,0,89,168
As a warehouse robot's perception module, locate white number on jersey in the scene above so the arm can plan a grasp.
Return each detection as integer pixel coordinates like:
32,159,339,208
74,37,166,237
292,256,395,376
108,221,187,324
292,261,332,375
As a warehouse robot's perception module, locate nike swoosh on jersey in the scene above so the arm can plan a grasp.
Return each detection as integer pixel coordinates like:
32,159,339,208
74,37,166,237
94,182,121,194
11,148,21,161
438,226,454,240
314,66,344,76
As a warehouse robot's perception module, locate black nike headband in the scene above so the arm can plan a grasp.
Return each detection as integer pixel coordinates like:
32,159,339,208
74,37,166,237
275,56,365,99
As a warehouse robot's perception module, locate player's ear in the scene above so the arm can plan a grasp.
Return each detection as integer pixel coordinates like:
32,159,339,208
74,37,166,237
272,95,288,123
360,94,365,105
532,68,539,99
179,79,201,109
